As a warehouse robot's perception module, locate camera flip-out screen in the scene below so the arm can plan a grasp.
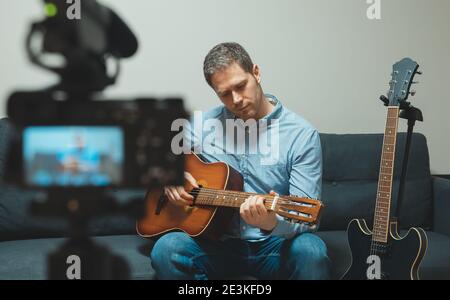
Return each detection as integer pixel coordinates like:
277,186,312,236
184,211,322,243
23,126,124,187
6,92,187,190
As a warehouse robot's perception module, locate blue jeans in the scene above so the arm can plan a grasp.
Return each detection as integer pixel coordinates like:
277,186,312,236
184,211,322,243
150,232,330,280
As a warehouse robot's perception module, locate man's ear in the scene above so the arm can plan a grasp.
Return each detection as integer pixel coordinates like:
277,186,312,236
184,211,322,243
253,64,261,83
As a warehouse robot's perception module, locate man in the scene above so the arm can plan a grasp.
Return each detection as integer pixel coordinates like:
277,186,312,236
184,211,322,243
150,42,330,279
57,133,107,186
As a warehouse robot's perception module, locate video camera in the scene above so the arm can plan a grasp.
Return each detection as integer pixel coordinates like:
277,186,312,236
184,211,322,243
2,0,187,279
6,93,186,193
5,0,186,201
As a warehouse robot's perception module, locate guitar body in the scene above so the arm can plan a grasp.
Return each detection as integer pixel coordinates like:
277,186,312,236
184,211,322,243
342,219,428,280
136,153,243,238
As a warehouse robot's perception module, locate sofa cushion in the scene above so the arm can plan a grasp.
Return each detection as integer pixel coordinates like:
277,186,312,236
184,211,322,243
418,231,450,280
319,133,432,230
0,235,155,280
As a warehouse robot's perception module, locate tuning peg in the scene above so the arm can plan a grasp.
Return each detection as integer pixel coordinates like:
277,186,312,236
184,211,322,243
412,81,419,84
380,95,389,106
410,90,417,96
416,70,423,75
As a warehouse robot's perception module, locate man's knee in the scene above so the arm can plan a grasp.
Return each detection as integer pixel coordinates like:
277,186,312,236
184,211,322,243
290,233,328,261
150,232,195,268
288,233,330,279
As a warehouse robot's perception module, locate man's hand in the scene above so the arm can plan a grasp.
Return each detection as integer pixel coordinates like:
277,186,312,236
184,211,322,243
240,190,278,231
164,172,199,206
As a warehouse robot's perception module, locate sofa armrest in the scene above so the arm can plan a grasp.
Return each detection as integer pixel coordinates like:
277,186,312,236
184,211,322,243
432,176,450,236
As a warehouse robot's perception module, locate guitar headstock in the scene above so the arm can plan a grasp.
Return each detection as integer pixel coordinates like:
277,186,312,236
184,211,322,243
274,196,324,224
384,58,421,107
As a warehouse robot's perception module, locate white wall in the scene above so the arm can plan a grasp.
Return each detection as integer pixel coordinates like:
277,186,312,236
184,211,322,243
1,0,449,174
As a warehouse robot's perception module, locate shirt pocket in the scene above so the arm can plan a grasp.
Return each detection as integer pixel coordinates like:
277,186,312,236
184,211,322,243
253,162,289,194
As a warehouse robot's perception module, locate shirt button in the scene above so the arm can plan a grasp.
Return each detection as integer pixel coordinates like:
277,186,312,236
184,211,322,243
242,226,246,230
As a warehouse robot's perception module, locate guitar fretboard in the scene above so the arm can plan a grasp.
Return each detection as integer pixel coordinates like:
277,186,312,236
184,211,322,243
187,187,321,224
373,107,399,243
191,188,279,210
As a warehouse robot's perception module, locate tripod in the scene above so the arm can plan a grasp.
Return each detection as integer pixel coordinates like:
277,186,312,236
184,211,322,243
48,215,130,280
32,192,132,280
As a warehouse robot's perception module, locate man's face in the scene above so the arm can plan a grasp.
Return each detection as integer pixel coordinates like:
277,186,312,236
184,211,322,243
210,62,263,120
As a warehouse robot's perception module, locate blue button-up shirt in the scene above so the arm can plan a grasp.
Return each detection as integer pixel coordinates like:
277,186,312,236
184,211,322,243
186,94,322,241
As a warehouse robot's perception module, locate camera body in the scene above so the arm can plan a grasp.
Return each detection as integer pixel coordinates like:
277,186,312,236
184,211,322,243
5,90,186,193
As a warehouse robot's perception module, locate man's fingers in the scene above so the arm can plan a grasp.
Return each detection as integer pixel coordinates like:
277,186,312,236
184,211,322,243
241,198,252,220
179,189,193,200
255,197,267,216
164,188,178,205
184,172,199,188
169,188,184,205
175,186,193,205
249,196,259,218
177,186,194,201
166,187,191,206
240,201,249,223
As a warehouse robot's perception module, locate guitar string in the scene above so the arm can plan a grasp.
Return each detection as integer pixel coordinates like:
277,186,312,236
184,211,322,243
187,191,305,210
158,190,317,220
187,188,316,204
190,191,316,222
175,195,313,222
186,190,313,208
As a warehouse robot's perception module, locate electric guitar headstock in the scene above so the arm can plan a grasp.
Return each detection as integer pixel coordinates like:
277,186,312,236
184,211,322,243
380,58,421,107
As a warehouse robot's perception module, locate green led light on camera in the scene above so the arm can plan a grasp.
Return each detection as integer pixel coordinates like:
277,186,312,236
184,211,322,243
44,3,58,17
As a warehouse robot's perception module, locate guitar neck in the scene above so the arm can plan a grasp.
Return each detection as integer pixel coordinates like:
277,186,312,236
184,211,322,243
185,180,322,224
373,106,400,243
191,188,279,211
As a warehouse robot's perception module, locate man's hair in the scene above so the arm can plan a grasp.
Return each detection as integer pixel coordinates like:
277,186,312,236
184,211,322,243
203,42,254,87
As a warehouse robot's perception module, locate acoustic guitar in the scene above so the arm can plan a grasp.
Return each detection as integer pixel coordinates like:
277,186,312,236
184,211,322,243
137,153,323,239
342,58,428,280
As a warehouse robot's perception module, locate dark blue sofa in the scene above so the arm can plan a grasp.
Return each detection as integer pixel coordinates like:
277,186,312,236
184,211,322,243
1,118,450,279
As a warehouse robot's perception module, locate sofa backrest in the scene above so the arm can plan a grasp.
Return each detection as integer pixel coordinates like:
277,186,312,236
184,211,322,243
319,133,433,231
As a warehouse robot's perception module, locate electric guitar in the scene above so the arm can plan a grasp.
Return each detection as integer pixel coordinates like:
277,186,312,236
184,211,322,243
342,58,428,280
136,153,323,239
